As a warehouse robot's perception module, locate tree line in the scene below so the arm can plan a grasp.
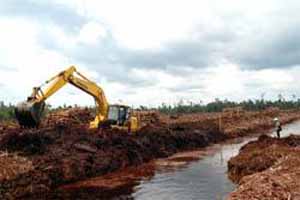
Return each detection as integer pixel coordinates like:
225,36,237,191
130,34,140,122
0,101,15,121
1,98,300,121
157,98,300,114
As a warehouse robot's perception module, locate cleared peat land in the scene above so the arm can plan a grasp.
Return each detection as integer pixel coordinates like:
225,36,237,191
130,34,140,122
227,134,300,199
4,0,300,199
1,108,300,199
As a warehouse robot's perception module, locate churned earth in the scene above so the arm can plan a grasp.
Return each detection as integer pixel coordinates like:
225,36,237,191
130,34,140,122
227,134,300,200
0,108,300,199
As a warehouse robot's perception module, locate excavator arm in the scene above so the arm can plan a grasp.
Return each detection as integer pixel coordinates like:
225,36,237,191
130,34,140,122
15,66,109,128
68,70,109,128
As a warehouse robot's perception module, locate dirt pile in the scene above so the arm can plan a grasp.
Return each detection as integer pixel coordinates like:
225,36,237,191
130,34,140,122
0,117,225,199
162,109,300,137
227,135,300,200
0,152,33,182
0,129,54,155
1,108,300,199
0,122,18,135
44,108,160,129
42,108,93,127
134,110,160,127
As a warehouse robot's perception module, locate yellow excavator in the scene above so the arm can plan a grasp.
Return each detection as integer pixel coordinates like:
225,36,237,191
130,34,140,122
15,66,139,132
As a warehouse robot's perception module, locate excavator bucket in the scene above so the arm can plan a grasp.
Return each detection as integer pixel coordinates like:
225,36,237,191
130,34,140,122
15,101,45,128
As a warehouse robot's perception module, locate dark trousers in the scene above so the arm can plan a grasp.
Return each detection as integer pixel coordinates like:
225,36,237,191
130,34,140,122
276,126,282,138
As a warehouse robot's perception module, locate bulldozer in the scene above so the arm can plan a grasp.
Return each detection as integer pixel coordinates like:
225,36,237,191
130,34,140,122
15,66,139,132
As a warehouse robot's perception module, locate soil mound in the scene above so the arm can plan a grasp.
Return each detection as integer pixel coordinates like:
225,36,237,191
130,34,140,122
1,108,300,199
0,111,226,199
228,135,300,200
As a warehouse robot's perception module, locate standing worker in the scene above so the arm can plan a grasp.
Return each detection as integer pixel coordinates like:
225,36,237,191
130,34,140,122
274,118,282,138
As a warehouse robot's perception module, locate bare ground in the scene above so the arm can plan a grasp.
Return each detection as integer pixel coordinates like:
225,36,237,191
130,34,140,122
0,108,300,199
227,135,300,200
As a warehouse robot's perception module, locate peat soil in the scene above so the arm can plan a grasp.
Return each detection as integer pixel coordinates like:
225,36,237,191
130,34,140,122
0,108,300,199
0,109,224,199
227,134,300,200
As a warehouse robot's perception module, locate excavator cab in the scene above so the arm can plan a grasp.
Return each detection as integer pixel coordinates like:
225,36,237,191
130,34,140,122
107,104,130,126
105,105,139,132
15,66,140,132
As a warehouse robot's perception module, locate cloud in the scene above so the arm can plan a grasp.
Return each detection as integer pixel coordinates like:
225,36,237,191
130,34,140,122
4,0,300,73
1,0,300,106
34,0,300,75
0,66,18,72
0,0,87,33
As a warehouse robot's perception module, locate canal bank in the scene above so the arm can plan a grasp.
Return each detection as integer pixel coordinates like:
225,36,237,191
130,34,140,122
2,109,300,199
227,122,300,200
58,121,300,199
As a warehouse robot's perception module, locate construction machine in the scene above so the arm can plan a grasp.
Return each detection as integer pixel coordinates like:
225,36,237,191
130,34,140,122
15,66,139,132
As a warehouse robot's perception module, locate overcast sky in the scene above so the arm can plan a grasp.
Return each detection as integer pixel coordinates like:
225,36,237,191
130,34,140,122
1,0,300,107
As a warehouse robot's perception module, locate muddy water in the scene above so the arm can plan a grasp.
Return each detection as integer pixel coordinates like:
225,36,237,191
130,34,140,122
61,121,300,200
132,139,249,200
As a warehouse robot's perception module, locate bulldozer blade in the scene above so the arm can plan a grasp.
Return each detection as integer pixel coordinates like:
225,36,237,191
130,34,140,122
15,101,45,128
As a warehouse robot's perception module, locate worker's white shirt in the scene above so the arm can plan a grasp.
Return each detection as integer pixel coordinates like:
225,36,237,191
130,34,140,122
275,121,281,128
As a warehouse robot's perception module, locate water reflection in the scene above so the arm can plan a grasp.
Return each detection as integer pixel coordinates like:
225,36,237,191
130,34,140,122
59,121,300,200
133,122,300,200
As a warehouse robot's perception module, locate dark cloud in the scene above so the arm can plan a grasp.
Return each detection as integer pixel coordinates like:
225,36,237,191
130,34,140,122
38,29,227,88
226,3,300,69
24,0,300,85
121,40,217,69
0,0,87,32
235,27,300,69
69,32,231,70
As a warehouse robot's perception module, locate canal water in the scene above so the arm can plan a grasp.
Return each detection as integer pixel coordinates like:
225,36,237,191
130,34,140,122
131,121,300,200
62,121,300,199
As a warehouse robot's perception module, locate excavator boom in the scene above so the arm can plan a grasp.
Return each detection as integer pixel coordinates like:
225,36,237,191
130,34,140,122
15,66,109,128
